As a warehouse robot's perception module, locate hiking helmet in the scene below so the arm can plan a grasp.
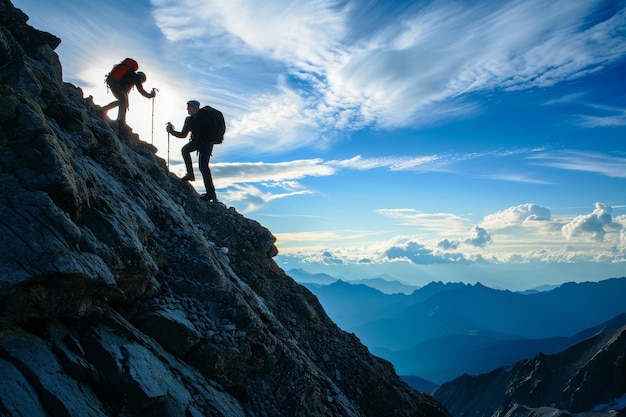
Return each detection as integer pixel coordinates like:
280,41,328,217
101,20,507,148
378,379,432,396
136,71,147,83
187,100,200,110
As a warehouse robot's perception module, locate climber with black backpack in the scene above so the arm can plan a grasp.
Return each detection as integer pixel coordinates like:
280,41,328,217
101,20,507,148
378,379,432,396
166,100,225,202
103,58,156,125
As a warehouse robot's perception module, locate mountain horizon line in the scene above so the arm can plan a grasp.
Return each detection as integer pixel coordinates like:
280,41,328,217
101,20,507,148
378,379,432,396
288,267,604,295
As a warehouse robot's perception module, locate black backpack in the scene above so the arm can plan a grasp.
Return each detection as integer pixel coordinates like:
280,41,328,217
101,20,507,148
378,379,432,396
197,106,226,144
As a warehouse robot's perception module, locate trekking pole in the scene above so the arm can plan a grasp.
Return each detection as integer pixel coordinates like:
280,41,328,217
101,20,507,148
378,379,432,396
167,131,170,168
150,88,158,144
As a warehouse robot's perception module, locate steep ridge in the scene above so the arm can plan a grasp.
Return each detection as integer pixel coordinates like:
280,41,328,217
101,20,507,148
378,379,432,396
433,323,626,417
0,2,452,416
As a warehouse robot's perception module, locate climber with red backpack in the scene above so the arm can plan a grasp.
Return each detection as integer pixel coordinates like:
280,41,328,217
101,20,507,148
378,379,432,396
103,58,156,125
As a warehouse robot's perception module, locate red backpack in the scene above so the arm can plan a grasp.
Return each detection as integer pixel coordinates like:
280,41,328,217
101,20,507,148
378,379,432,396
108,58,138,82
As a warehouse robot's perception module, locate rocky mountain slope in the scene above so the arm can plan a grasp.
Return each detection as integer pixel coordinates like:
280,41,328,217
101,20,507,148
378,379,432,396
0,1,452,416
433,321,626,417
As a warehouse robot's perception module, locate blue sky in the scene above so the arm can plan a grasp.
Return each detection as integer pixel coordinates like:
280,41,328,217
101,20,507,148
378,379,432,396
14,0,626,290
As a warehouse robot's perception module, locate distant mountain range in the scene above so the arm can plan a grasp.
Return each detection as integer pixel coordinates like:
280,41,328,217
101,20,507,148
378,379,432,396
296,273,626,385
433,317,626,417
288,268,420,294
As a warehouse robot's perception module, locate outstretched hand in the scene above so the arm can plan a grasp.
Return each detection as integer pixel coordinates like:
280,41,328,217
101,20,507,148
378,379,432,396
166,122,174,133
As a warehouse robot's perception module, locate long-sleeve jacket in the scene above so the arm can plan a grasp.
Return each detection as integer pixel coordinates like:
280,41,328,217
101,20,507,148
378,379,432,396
109,71,154,98
168,114,200,143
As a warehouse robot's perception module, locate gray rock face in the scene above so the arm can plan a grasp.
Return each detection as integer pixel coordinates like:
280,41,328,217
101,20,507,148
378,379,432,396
0,1,452,416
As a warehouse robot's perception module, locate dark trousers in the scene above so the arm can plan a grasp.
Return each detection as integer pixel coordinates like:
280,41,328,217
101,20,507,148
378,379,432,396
182,141,215,196
102,80,128,122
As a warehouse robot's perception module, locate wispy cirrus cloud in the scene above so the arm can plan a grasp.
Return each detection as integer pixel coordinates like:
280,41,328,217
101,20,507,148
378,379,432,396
214,159,336,184
327,155,441,171
529,150,626,178
376,209,474,235
200,153,475,211
152,0,347,66
580,114,626,127
209,155,447,189
150,0,626,153
171,147,625,211
16,0,626,157
578,103,626,127
544,96,626,128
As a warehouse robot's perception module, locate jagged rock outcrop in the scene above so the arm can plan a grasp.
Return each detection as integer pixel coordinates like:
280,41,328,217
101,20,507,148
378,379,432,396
0,1,452,416
433,322,626,417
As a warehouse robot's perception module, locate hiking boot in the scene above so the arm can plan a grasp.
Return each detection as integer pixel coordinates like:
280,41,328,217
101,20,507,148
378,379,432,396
201,193,218,202
181,173,195,182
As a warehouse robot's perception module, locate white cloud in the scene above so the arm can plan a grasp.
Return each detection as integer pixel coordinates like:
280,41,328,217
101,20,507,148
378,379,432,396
580,114,626,127
464,226,493,248
577,103,626,128
328,155,440,171
220,183,312,212
280,202,626,269
376,209,474,235
327,0,626,127
529,150,626,178
223,79,327,154
17,0,626,155
206,148,626,217
153,0,347,65
384,240,469,265
438,225,493,250
620,220,626,252
562,202,622,241
212,159,335,187
480,203,552,231
149,0,626,148
208,159,334,211
207,154,461,211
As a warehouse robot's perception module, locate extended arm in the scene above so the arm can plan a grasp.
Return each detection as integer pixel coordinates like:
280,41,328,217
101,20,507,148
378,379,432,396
166,117,192,138
136,79,156,98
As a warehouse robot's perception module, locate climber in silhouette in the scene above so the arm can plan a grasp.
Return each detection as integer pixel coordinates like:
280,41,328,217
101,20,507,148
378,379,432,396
166,100,218,202
102,58,156,125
